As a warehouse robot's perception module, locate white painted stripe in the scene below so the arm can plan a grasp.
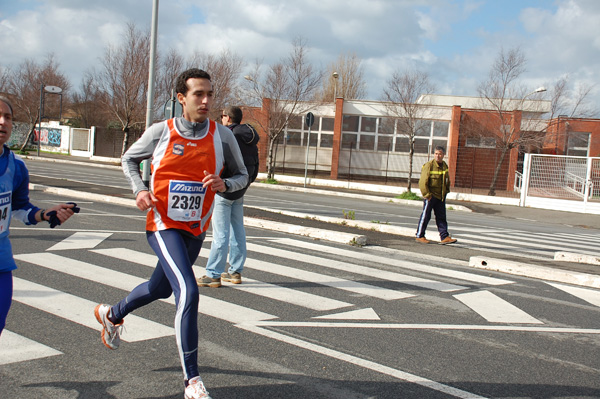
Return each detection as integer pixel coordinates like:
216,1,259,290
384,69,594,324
88,249,277,323
237,325,488,399
313,308,380,320
11,227,145,234
47,232,112,251
12,277,174,341
0,330,63,365
92,247,157,266
224,277,352,311
248,242,467,292
453,291,543,324
249,321,600,334
469,231,597,254
272,239,512,286
241,256,412,301
99,247,410,302
546,282,600,307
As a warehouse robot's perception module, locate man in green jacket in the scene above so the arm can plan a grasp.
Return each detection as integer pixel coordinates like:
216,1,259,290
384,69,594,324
415,146,457,244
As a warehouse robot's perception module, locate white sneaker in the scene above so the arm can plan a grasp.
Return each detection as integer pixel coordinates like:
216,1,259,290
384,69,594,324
94,304,123,350
184,376,212,399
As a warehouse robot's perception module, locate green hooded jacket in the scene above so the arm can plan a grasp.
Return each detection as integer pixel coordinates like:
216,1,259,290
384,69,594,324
419,158,451,201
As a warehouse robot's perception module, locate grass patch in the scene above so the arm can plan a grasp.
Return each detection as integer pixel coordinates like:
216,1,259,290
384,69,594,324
395,191,422,201
342,209,356,220
261,178,278,185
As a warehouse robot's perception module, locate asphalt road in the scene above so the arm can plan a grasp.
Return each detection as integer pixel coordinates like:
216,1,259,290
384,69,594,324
1,156,599,398
2,190,600,399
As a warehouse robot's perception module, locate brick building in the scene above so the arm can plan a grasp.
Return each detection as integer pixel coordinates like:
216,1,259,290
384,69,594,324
244,95,600,193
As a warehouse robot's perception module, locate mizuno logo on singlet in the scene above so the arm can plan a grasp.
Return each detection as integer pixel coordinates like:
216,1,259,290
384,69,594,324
0,193,10,205
170,182,206,193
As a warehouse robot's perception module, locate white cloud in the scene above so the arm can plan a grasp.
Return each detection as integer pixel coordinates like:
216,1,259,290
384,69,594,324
0,0,598,113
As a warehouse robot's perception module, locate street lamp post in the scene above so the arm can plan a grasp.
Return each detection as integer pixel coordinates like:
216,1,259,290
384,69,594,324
141,0,159,187
526,86,547,98
37,84,63,156
332,72,339,102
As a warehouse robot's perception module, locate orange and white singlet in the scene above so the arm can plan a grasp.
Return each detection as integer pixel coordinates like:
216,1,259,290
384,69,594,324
146,119,223,236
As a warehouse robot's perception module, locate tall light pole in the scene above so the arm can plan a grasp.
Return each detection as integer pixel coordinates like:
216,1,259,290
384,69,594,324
332,71,339,102
141,0,159,186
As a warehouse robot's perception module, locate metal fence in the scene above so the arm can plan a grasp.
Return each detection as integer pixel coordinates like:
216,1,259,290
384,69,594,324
519,154,600,213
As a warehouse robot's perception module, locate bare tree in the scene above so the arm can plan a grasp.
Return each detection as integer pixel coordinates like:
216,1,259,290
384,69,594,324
382,69,435,191
244,37,322,180
475,47,532,195
4,54,70,150
155,48,185,119
476,47,596,195
95,22,150,156
0,65,10,95
318,52,367,102
70,71,111,128
189,49,244,120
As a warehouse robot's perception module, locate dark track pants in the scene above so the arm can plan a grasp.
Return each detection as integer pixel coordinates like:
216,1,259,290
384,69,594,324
416,197,449,240
0,271,12,336
112,229,204,381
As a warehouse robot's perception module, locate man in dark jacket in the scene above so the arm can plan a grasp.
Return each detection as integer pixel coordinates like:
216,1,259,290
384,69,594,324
415,146,457,244
197,106,260,287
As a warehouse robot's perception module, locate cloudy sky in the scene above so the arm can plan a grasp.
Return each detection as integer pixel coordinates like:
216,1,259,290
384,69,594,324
1,0,599,114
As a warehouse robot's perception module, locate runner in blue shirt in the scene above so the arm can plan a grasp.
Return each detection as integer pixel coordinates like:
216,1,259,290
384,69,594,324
0,96,77,336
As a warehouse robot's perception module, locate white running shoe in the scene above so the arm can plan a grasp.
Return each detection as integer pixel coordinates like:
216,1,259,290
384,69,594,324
184,376,212,399
94,304,123,350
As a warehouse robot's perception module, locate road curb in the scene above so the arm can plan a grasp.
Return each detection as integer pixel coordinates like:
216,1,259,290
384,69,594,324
29,184,367,246
253,182,472,212
246,205,427,241
554,251,600,266
469,256,600,289
244,218,366,246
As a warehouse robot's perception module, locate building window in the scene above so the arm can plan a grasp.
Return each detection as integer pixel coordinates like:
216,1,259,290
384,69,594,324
284,114,337,148
361,117,377,133
433,121,450,137
566,132,590,156
414,138,429,154
320,133,333,148
415,120,432,136
321,117,334,131
342,115,359,132
286,131,302,146
342,133,357,149
465,136,496,148
395,136,410,152
288,115,302,130
377,135,393,152
359,134,375,151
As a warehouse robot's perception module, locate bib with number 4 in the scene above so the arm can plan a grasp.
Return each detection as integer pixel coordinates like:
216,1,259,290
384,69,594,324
167,180,206,221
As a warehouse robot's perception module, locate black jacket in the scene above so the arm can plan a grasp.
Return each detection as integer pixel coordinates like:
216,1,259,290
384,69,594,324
220,123,260,200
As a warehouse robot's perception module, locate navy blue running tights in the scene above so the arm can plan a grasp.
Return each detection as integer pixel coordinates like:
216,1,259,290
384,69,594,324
0,271,12,336
111,229,204,381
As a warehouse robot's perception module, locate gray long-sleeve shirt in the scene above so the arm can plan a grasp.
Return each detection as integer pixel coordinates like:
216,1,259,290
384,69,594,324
122,117,248,198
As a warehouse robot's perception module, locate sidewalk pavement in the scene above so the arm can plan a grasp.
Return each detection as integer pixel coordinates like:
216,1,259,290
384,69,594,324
23,152,600,289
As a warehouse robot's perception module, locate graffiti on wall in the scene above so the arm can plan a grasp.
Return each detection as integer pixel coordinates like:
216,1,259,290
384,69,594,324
34,128,62,147
8,122,30,147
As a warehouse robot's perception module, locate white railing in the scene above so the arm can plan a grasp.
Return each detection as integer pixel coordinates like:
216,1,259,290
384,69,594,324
514,171,522,193
519,154,600,214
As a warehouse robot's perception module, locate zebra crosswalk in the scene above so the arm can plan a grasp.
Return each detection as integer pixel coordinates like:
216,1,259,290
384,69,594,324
2,230,600,367
452,226,600,259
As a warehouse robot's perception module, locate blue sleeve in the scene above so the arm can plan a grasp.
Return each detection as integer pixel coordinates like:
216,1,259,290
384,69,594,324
12,156,40,225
